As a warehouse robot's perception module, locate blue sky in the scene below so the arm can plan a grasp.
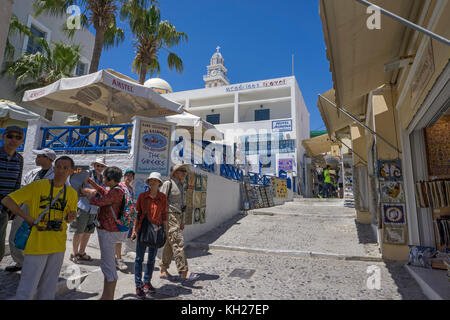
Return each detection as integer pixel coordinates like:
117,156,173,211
98,0,332,133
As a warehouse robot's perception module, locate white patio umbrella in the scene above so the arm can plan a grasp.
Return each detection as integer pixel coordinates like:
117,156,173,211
22,69,183,124
0,100,41,121
153,111,224,140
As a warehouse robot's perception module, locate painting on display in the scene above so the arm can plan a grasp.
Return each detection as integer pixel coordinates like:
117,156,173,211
384,226,407,245
271,177,288,199
186,173,207,224
378,159,402,181
184,206,193,226
380,182,405,203
382,203,407,225
135,120,172,175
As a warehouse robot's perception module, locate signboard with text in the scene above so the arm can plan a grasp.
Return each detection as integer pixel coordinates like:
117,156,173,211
278,159,293,171
135,119,172,176
272,119,292,132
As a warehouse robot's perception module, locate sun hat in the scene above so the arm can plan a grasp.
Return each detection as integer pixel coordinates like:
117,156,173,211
91,155,106,166
170,163,190,178
32,148,57,161
146,172,163,185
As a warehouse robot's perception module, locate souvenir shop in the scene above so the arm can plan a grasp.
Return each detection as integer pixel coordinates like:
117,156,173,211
403,65,450,271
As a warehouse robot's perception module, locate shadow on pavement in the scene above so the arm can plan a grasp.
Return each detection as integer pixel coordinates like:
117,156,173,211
353,220,378,244
383,261,428,300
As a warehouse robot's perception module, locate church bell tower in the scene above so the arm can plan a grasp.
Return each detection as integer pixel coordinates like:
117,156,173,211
203,46,230,88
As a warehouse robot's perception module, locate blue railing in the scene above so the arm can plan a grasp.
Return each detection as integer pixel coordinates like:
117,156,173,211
0,128,27,152
194,162,216,173
40,124,132,154
220,164,244,181
248,172,273,185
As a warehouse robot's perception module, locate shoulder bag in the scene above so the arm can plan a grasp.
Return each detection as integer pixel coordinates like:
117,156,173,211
138,197,166,248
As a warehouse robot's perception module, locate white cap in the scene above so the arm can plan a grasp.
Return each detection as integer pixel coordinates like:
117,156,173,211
91,156,106,166
32,148,57,161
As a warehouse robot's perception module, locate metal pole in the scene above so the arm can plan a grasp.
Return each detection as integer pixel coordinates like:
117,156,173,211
332,135,368,165
318,94,402,154
355,0,450,46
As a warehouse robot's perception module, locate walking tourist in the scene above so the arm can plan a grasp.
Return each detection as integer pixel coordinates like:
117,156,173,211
83,166,124,300
131,172,168,299
70,156,106,263
115,169,137,272
0,126,24,263
159,164,199,282
6,148,56,272
320,165,333,198
1,156,77,300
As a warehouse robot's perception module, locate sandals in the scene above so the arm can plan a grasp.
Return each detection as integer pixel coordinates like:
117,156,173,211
160,273,175,280
77,253,93,261
70,253,80,263
182,273,199,282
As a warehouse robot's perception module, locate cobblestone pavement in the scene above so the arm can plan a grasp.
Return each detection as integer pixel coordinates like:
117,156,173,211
1,198,427,300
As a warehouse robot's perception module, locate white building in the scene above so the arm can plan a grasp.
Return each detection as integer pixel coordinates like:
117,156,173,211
162,48,310,193
0,1,95,125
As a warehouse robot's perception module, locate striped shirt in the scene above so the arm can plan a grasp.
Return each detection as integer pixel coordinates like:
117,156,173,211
0,146,24,211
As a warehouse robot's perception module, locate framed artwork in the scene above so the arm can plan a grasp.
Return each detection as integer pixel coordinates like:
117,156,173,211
378,159,403,181
195,174,202,191
380,182,405,203
200,208,206,224
201,175,208,191
186,190,193,208
193,191,202,207
184,206,193,225
384,226,407,245
382,203,406,225
201,191,207,207
187,172,196,189
193,207,202,224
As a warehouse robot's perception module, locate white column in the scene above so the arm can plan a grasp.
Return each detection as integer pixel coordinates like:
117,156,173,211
234,92,239,123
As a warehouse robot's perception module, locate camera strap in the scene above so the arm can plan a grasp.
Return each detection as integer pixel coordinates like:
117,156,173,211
34,180,66,226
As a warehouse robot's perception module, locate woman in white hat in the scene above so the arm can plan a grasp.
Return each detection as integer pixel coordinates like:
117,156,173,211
131,172,168,299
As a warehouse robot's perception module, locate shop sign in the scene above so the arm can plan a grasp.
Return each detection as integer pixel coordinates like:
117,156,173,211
272,119,292,132
135,119,172,175
225,78,288,92
278,158,293,171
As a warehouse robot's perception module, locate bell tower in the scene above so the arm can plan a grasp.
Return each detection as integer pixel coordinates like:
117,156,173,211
203,46,230,88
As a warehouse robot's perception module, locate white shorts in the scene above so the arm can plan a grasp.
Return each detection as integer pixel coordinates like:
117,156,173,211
116,231,128,243
97,229,123,282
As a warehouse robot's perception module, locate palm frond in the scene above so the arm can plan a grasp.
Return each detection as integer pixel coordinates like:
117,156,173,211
167,52,183,73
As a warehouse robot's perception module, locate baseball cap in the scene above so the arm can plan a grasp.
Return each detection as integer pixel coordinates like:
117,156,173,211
32,148,57,161
4,126,24,135
124,169,135,175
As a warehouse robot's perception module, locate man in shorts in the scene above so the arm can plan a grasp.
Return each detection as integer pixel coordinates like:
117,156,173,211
69,156,106,263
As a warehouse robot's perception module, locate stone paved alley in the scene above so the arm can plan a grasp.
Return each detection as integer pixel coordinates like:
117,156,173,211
0,198,426,300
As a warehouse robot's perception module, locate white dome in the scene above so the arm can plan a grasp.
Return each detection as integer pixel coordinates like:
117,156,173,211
144,78,173,93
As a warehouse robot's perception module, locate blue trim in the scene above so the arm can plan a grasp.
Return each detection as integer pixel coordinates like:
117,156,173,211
40,124,132,153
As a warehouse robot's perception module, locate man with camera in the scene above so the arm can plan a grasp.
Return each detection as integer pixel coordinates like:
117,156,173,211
159,164,199,282
6,148,57,273
1,156,77,299
0,126,24,264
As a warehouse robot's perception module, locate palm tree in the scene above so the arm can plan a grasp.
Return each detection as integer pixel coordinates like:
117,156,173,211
123,4,187,84
4,14,32,62
33,0,152,126
0,0,15,69
3,38,81,120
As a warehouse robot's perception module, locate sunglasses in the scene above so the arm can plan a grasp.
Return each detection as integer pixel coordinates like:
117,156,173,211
6,134,23,140
178,169,187,173
95,164,106,168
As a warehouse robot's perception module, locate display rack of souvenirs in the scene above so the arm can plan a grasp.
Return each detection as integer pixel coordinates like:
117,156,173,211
343,157,355,208
414,180,450,208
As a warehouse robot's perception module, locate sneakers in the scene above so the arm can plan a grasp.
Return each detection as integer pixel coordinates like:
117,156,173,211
5,265,22,272
143,283,156,295
136,285,146,299
115,258,127,271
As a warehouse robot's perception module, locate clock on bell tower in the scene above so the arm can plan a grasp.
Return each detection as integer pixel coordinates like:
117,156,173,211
203,46,230,88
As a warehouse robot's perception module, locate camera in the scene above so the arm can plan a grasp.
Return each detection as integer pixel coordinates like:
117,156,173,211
46,220,63,231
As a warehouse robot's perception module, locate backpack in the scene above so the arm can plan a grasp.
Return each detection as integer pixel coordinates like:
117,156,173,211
111,185,135,231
